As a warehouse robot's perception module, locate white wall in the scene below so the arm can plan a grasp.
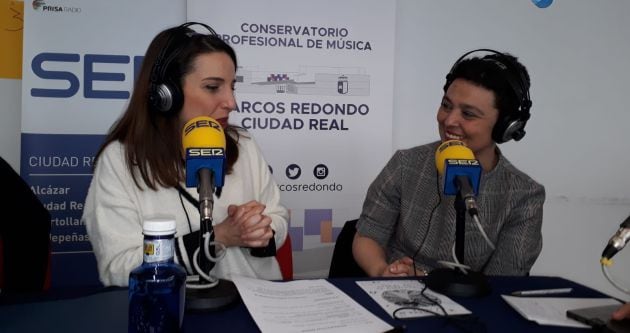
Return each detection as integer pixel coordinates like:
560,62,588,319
394,0,630,300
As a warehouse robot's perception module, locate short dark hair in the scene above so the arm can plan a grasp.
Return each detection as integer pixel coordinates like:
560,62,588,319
443,52,531,120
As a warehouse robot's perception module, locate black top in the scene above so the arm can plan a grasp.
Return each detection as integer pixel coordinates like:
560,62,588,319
0,157,51,293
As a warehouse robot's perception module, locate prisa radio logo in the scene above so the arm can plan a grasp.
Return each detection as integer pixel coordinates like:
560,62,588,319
32,0,45,10
32,0,81,13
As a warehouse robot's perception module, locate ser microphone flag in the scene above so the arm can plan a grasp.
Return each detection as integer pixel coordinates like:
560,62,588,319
182,116,226,222
182,116,226,190
435,140,482,215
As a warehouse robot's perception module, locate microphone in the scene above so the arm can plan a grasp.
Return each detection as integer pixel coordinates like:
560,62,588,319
435,140,482,216
181,117,239,312
601,215,630,260
426,140,492,298
182,116,226,222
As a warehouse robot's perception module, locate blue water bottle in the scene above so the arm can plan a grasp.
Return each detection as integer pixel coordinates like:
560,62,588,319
129,217,187,333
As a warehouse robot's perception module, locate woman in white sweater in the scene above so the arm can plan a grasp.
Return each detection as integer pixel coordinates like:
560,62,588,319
82,22,288,287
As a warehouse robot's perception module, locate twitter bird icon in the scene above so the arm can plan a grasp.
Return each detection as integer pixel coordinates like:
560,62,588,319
286,164,301,179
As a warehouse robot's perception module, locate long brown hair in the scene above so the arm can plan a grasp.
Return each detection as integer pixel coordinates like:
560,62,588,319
95,23,240,190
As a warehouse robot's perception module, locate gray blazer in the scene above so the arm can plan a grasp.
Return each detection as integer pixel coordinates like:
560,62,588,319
356,141,545,276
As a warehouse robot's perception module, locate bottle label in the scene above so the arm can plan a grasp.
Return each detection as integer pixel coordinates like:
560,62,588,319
143,239,174,263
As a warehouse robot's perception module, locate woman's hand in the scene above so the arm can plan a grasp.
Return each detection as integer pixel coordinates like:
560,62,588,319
215,200,274,248
612,303,630,321
381,256,426,277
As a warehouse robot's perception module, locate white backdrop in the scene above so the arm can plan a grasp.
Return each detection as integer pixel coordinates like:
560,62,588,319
188,0,396,278
394,0,630,300
1,0,629,299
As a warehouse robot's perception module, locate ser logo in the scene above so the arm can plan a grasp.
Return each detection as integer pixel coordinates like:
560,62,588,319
187,148,224,157
184,119,222,135
446,159,479,166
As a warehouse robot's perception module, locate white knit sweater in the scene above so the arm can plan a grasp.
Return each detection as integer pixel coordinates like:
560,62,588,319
83,133,288,286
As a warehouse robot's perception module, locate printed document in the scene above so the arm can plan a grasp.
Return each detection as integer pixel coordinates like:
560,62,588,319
232,276,393,333
356,279,471,319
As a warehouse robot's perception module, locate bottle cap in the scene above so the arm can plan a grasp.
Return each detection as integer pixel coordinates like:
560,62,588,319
142,217,176,236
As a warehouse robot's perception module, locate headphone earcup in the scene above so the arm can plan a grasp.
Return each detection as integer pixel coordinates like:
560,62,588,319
149,77,184,116
447,49,532,144
492,113,526,143
147,23,218,116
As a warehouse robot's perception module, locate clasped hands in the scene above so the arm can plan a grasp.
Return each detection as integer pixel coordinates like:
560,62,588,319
215,200,274,248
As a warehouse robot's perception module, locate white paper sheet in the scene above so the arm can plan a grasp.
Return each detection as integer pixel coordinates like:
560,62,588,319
232,276,394,333
355,279,471,319
502,295,622,328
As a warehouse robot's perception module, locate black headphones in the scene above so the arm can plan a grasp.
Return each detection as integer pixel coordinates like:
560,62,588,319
148,22,218,116
445,49,532,144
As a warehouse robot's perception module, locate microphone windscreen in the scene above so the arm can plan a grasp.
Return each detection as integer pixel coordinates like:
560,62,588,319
435,140,475,175
182,116,226,151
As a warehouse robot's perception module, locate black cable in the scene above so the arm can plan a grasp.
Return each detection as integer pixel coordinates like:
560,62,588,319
411,168,494,274
176,185,224,287
393,283,487,333
177,184,199,206
178,189,193,234
411,168,442,276
393,306,443,318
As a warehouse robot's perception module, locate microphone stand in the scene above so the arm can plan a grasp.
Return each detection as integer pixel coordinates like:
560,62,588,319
185,168,239,312
426,179,491,298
